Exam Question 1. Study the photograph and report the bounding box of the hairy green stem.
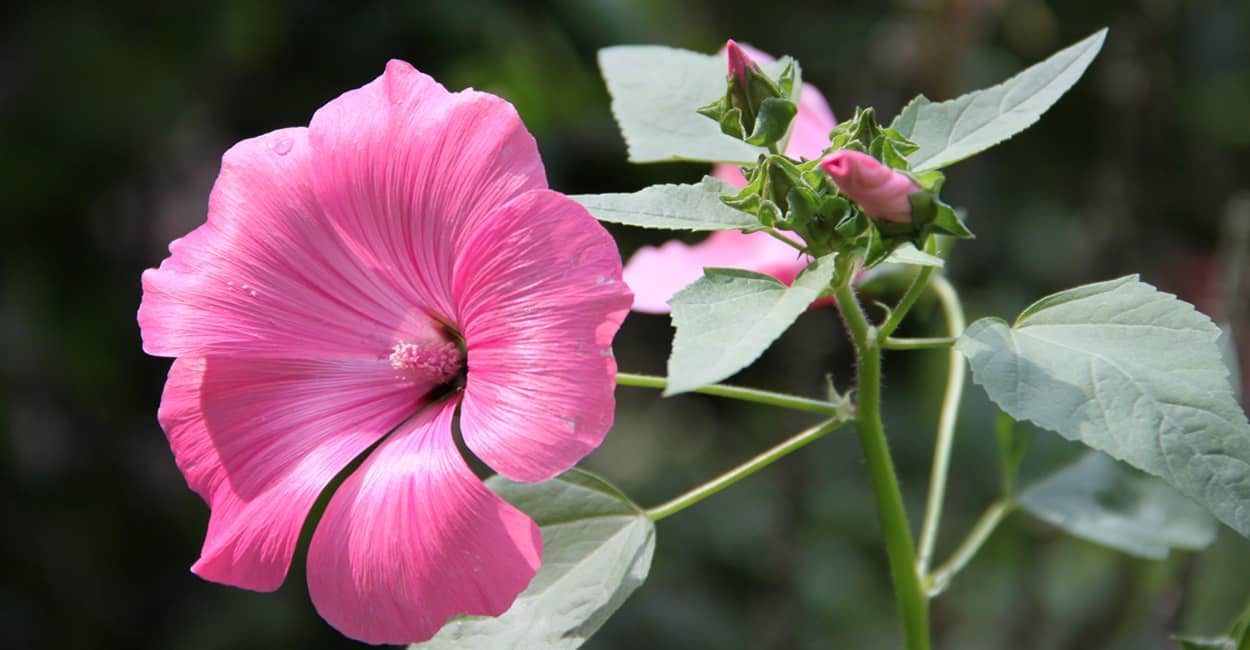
[877,238,940,340]
[914,274,968,577]
[645,418,845,521]
[764,227,806,252]
[834,282,931,650]
[882,336,957,350]
[925,499,1014,597]
[616,372,841,415]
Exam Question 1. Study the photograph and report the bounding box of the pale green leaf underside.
[572,176,757,231]
[1020,451,1217,559]
[882,242,944,268]
[598,45,797,164]
[412,470,654,650]
[957,275,1250,539]
[1172,636,1238,650]
[1220,323,1242,399]
[665,255,836,396]
[891,28,1107,171]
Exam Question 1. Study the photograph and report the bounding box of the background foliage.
[3,1,1248,648]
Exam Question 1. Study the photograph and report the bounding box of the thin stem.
[882,336,957,351]
[645,418,845,521]
[915,274,968,577]
[877,238,940,340]
[616,372,841,415]
[764,227,807,252]
[834,283,931,650]
[925,499,1014,597]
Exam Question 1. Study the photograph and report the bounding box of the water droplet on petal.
[270,137,293,155]
[593,275,615,286]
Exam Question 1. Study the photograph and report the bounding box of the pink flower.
[623,42,837,314]
[820,150,920,223]
[138,60,632,644]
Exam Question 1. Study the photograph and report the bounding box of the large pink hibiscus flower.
[623,42,836,314]
[138,60,632,644]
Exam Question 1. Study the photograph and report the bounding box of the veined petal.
[307,59,547,319]
[623,230,808,314]
[139,127,432,360]
[454,190,631,482]
[306,399,541,645]
[159,356,422,591]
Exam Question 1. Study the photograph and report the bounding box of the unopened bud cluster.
[699,44,973,266]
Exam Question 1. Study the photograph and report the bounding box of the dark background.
[3,1,1249,648]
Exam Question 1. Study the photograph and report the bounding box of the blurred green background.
[3,0,1249,648]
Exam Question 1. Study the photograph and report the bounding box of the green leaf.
[412,470,655,650]
[1220,324,1242,399]
[995,412,1031,496]
[957,276,1250,540]
[1020,451,1217,559]
[882,242,944,268]
[1172,636,1237,650]
[665,255,837,395]
[891,29,1107,171]
[572,176,757,231]
[598,45,798,164]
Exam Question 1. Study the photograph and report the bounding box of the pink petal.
[306,59,547,320]
[623,230,808,314]
[790,84,838,160]
[454,190,631,482]
[725,39,756,85]
[159,356,423,591]
[140,127,430,360]
[306,399,542,645]
[821,150,919,223]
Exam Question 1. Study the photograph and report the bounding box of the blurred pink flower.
[820,150,919,223]
[138,60,631,644]
[623,42,836,314]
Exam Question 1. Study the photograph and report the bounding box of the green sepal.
[697,56,797,148]
[744,97,798,147]
[907,189,974,240]
[909,169,946,191]
[776,60,798,102]
[757,199,783,228]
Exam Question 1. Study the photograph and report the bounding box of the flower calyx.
[818,108,974,266]
[698,40,799,149]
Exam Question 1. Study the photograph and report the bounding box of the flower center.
[389,339,464,385]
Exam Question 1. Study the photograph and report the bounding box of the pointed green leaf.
[891,29,1107,171]
[1020,452,1217,559]
[572,176,757,231]
[1172,636,1237,650]
[883,242,945,268]
[666,255,836,395]
[412,470,655,650]
[957,276,1250,540]
[598,45,799,164]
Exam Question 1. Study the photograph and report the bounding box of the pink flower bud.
[820,150,920,223]
[725,39,756,86]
